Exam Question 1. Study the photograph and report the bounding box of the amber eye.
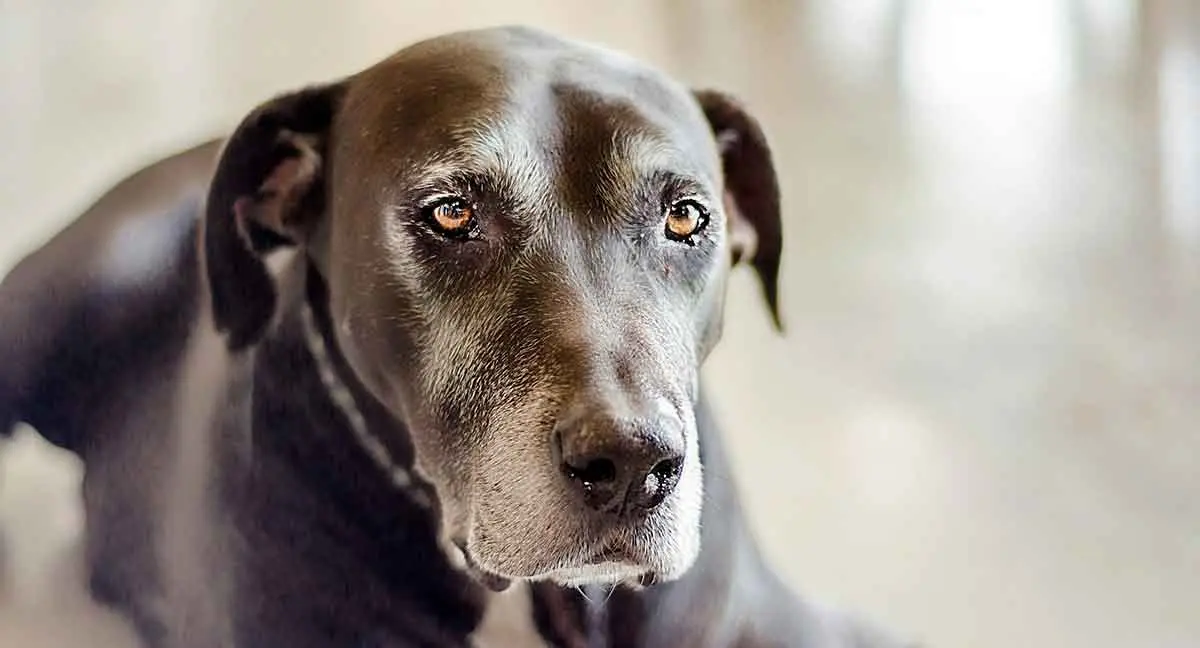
[424,198,476,237]
[664,199,709,243]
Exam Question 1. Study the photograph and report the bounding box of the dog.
[0,26,908,647]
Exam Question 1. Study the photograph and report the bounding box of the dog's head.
[203,26,781,588]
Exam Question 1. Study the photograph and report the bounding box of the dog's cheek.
[326,243,480,531]
[332,290,432,426]
[694,266,730,363]
[655,241,727,369]
[469,463,576,575]
[468,399,586,576]
[406,301,517,523]
[326,210,431,407]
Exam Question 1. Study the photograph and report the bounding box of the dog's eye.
[664,199,709,243]
[424,198,476,237]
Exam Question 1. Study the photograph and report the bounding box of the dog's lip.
[585,545,624,565]
[454,541,513,592]
[538,561,652,588]
[578,542,662,587]
[455,538,649,589]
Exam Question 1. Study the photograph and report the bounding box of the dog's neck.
[223,259,483,647]
[232,257,770,647]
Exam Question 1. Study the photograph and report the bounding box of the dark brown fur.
[0,26,905,648]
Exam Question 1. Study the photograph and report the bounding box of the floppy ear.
[203,81,346,350]
[693,89,783,331]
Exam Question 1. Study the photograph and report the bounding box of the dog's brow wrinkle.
[405,113,553,199]
[611,131,702,189]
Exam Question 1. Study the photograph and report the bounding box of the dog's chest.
[471,584,547,648]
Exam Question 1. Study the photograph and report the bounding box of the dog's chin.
[539,563,650,588]
[541,553,697,590]
[461,554,661,592]
[457,537,699,593]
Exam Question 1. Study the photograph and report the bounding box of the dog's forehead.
[339,27,719,186]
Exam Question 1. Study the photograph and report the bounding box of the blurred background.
[0,0,1197,646]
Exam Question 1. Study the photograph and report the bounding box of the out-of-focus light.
[1158,40,1200,245]
[1079,0,1138,73]
[843,399,952,512]
[810,0,897,86]
[900,0,1073,107]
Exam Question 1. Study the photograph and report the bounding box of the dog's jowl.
[0,26,907,648]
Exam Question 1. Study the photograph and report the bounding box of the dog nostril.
[562,457,617,486]
[652,457,682,483]
[630,456,683,510]
[562,456,620,510]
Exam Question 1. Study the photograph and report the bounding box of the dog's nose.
[555,407,685,516]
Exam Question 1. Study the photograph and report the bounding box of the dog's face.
[203,27,781,588]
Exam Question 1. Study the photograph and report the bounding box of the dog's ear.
[203,81,346,350]
[693,89,783,331]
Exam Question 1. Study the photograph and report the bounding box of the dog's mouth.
[453,539,654,592]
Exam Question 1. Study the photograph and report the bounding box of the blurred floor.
[1,0,1198,646]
